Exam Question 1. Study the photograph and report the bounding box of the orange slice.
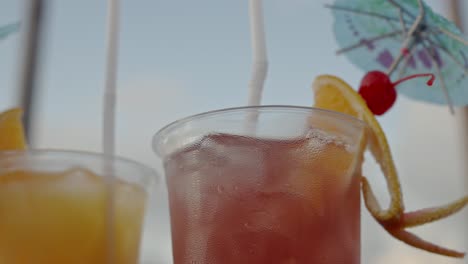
[0,108,27,150]
[312,74,467,258]
[313,75,403,220]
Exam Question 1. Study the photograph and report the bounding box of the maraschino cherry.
[358,71,435,116]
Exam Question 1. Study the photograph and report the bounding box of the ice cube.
[286,128,357,205]
[50,167,103,194]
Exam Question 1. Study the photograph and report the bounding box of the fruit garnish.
[0,108,27,150]
[358,71,435,116]
[312,74,467,258]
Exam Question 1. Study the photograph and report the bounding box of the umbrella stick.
[387,0,425,76]
[387,0,416,20]
[397,44,416,79]
[336,30,403,55]
[324,4,405,23]
[17,0,47,144]
[420,42,454,114]
[436,27,468,46]
[388,0,408,34]
[423,37,468,75]
[386,49,405,76]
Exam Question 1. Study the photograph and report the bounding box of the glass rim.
[0,148,158,185]
[153,104,368,140]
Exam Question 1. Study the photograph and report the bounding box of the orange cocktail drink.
[0,110,155,264]
[0,150,153,264]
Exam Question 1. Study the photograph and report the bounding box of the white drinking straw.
[246,0,268,129]
[103,0,119,262]
[103,0,119,156]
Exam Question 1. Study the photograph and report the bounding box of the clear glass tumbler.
[153,105,367,264]
[0,149,157,264]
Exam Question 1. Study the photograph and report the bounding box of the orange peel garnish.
[312,74,467,258]
[386,227,465,258]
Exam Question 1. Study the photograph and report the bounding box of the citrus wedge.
[312,74,467,258]
[0,108,27,150]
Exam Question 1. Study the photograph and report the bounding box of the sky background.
[0,0,467,263]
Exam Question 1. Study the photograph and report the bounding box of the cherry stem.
[393,73,436,87]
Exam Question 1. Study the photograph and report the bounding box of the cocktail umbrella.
[326,0,468,258]
[327,0,468,114]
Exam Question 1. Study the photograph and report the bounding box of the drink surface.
[0,168,147,264]
[165,131,361,264]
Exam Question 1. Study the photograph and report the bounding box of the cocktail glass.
[153,105,368,263]
[0,149,156,264]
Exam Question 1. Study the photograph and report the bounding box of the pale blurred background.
[0,0,466,263]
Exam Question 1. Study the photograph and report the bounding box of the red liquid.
[165,132,361,263]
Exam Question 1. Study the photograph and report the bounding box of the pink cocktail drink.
[154,106,367,264]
